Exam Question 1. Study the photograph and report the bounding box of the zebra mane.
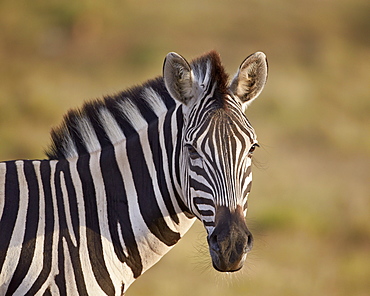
[46,51,229,160]
[191,51,229,107]
[46,77,175,160]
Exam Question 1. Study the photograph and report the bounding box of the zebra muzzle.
[207,205,253,272]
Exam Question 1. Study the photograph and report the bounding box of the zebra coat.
[0,50,268,295]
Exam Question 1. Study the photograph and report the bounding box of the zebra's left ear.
[163,52,194,106]
[230,52,268,110]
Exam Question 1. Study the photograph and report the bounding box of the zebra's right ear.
[230,52,268,110]
[163,52,194,106]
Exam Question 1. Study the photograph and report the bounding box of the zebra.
[0,50,268,295]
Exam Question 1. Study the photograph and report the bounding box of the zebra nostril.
[209,233,220,252]
[245,233,254,252]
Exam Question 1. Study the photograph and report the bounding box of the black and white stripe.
[0,51,268,295]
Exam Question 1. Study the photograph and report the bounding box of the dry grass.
[0,0,369,295]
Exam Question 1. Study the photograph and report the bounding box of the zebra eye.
[248,143,260,155]
[185,144,201,160]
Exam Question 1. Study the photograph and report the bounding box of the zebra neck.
[72,104,195,287]
[13,150,195,293]
[82,138,196,290]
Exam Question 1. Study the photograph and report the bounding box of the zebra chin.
[206,205,253,272]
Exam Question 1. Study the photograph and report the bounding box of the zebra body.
[0,51,268,295]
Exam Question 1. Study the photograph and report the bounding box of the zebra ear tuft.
[163,52,194,105]
[230,52,268,109]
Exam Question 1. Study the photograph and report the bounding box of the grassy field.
[1,0,369,295]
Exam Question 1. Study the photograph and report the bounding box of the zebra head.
[163,51,268,272]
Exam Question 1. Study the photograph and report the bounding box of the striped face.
[182,95,257,272]
[164,51,267,272]
[184,96,258,232]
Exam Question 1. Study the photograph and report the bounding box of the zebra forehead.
[196,109,255,142]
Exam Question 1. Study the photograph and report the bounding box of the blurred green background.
[1,0,369,295]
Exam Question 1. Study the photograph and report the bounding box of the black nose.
[207,209,253,272]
